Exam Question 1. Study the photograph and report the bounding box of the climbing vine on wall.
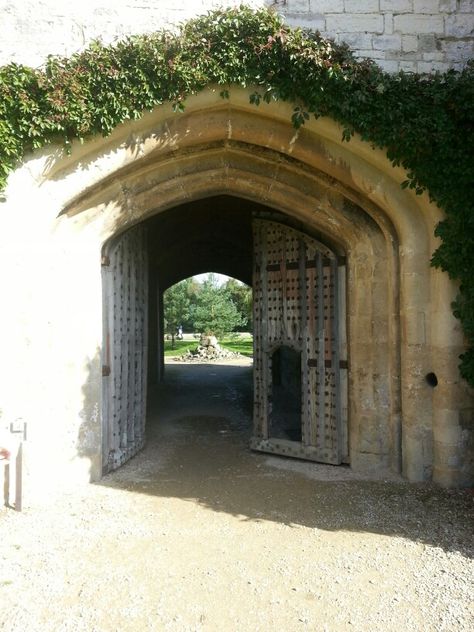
[0,5,473,383]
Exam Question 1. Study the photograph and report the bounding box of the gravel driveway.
[1,360,473,631]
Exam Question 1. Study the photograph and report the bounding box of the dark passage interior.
[143,197,265,459]
[146,195,330,385]
[147,196,255,386]
[270,346,302,442]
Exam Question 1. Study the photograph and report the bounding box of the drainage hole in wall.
[425,372,438,387]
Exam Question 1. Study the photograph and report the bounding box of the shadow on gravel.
[99,362,474,559]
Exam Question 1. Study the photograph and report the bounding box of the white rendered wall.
[0,0,472,73]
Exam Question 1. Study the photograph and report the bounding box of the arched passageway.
[2,88,470,493]
[146,196,255,387]
[102,195,350,474]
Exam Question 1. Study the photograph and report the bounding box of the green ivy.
[0,5,473,383]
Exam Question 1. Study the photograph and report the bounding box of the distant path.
[1,360,473,632]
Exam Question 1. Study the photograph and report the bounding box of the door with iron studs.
[102,225,149,473]
[251,219,348,464]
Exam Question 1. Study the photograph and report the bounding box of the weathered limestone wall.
[284,0,474,72]
[0,0,472,72]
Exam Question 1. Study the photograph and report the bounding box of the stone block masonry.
[0,1,472,73]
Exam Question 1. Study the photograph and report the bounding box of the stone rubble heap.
[179,334,242,362]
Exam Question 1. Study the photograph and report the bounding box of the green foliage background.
[163,277,193,346]
[164,275,251,340]
[0,5,473,382]
[189,274,245,338]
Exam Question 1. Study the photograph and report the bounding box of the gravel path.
[1,360,473,631]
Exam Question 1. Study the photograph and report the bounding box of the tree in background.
[163,274,252,343]
[191,273,244,338]
[223,278,252,332]
[177,276,200,332]
[163,278,193,348]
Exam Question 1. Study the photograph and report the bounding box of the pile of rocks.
[180,334,242,362]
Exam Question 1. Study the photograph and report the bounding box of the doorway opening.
[156,271,255,457]
[162,273,253,363]
[270,346,302,442]
[102,196,348,475]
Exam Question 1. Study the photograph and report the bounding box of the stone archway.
[99,178,397,479]
[0,87,471,494]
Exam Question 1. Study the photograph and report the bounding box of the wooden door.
[102,225,148,473]
[251,219,348,464]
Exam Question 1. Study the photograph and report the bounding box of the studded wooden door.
[102,225,148,473]
[251,219,348,465]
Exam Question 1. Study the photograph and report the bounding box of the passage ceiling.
[147,195,262,288]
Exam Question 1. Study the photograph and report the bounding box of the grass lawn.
[220,338,253,357]
[163,340,198,356]
[164,336,253,357]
